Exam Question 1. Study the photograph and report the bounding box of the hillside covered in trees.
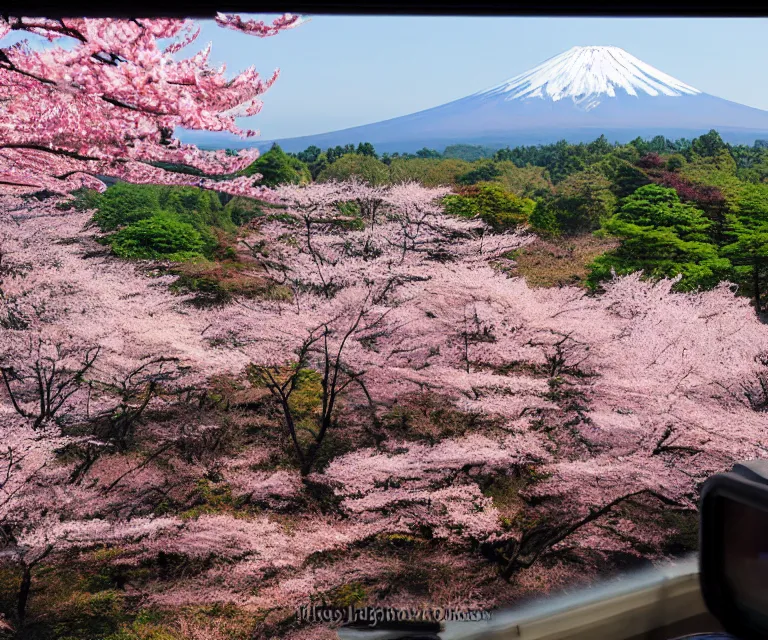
[3,128,768,639]
[3,12,768,640]
[242,131,768,312]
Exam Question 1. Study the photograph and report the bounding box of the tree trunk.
[300,438,322,477]
[17,564,31,625]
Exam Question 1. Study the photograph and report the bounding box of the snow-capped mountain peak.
[477,45,701,110]
[200,43,768,153]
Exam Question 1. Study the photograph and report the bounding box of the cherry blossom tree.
[0,413,180,625]
[340,176,388,222]
[258,181,527,300]
[249,290,389,476]
[0,429,68,623]
[0,14,301,197]
[86,355,188,452]
[306,261,768,579]
[0,203,198,625]
[382,181,452,259]
[4,165,768,630]
[0,335,99,429]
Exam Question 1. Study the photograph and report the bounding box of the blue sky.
[195,16,768,140]
[4,16,767,140]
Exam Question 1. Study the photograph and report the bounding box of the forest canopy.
[226,130,768,310]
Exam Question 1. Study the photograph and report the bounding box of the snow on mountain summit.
[478,46,701,110]
[194,44,768,153]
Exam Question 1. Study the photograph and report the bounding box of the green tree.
[415,147,442,159]
[241,144,311,187]
[722,223,768,313]
[611,144,641,165]
[317,154,390,186]
[158,186,232,249]
[492,140,591,182]
[326,144,356,164]
[528,200,559,236]
[528,166,618,235]
[56,187,103,212]
[629,136,650,156]
[443,183,535,230]
[443,144,496,161]
[543,140,588,183]
[594,155,650,198]
[737,158,768,184]
[721,184,768,312]
[90,182,163,231]
[586,134,613,156]
[666,154,687,172]
[673,138,694,157]
[296,145,322,164]
[110,214,207,261]
[307,152,329,180]
[388,158,472,186]
[160,186,227,234]
[551,168,617,233]
[648,135,673,153]
[735,183,768,219]
[223,196,264,227]
[691,129,728,158]
[356,142,378,158]
[457,160,502,185]
[588,184,731,291]
[680,150,742,202]
[494,162,552,198]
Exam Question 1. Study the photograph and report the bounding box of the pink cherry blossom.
[4,173,768,627]
[0,15,298,197]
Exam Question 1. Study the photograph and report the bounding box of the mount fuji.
[186,46,768,152]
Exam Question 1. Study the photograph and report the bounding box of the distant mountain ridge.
[179,46,768,153]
